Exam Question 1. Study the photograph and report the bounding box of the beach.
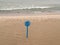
[0,14,60,45]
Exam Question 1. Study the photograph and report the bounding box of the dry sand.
[0,15,60,45]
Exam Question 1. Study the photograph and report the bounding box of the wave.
[0,6,60,13]
[0,6,51,10]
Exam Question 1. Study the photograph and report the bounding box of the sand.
[0,15,60,45]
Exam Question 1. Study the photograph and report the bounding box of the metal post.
[26,27,28,38]
[25,20,31,39]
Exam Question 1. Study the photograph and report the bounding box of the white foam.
[0,6,52,10]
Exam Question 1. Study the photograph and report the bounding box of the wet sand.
[0,15,60,45]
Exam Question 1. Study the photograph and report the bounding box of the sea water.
[0,0,60,14]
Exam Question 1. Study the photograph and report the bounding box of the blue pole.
[25,21,31,39]
[26,27,28,38]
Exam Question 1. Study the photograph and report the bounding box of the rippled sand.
[0,15,60,45]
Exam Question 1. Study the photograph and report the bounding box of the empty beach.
[0,14,60,45]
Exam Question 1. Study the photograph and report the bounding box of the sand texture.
[0,15,60,45]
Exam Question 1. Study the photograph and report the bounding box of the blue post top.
[25,20,31,27]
